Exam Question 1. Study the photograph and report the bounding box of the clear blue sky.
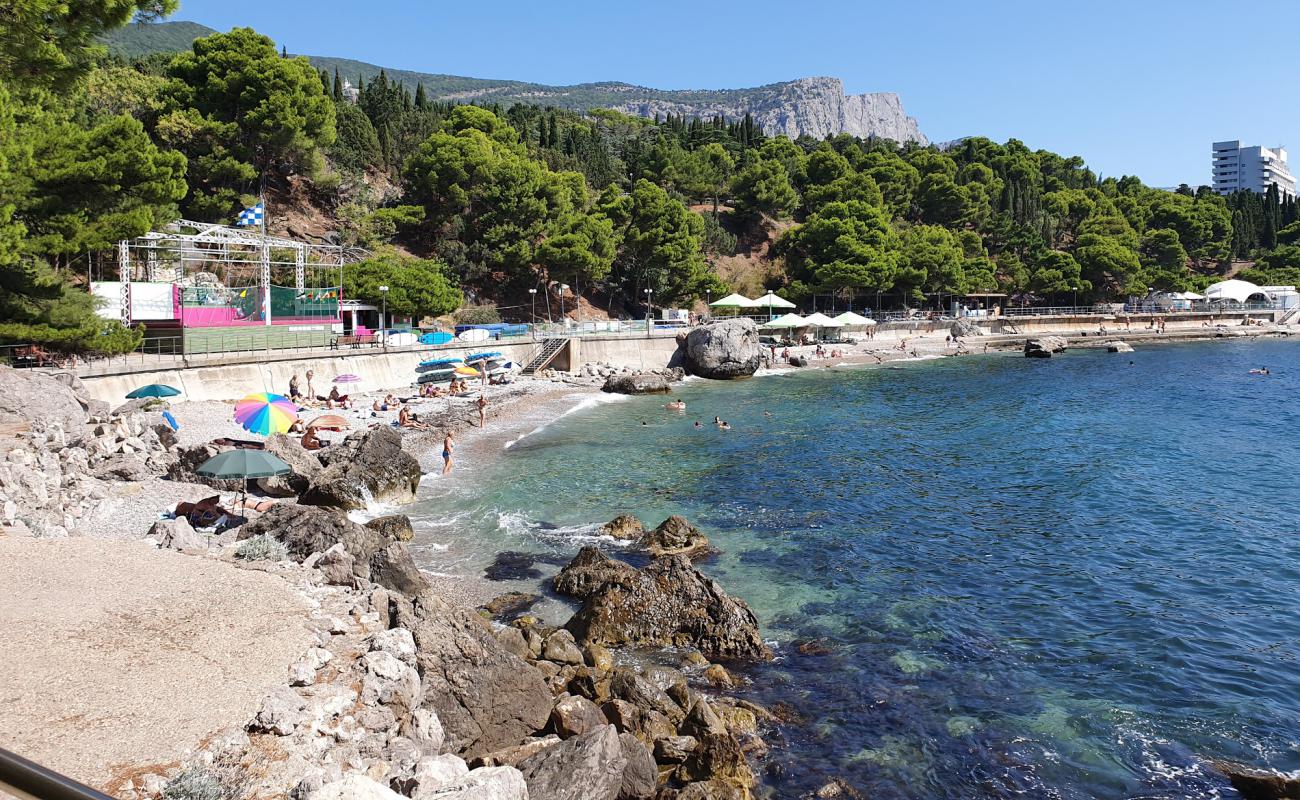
[170,0,1298,188]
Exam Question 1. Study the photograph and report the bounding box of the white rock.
[407,707,445,755]
[306,773,405,800]
[409,753,469,793]
[368,627,417,664]
[414,766,529,800]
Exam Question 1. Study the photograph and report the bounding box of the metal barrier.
[0,747,117,800]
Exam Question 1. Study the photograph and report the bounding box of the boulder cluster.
[1024,336,1068,358]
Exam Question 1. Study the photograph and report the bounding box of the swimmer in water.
[719,421,731,430]
[666,400,686,411]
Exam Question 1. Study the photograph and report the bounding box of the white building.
[1212,140,1296,198]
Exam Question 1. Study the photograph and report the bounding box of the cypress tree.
[547,115,559,150]
[414,83,427,109]
[281,44,288,58]
[333,68,343,101]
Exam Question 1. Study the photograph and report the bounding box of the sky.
[170,0,1299,188]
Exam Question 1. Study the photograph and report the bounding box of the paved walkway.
[0,538,311,793]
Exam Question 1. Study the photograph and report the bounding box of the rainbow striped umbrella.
[234,392,298,436]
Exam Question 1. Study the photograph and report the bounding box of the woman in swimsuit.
[441,432,455,474]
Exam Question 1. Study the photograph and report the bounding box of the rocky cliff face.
[612,77,927,144]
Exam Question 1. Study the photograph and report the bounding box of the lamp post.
[379,285,388,351]
[528,288,537,339]
[644,288,653,338]
[705,288,711,322]
[559,284,568,329]
[1071,285,1078,312]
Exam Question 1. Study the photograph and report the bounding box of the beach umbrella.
[802,313,844,328]
[708,293,756,308]
[126,383,181,399]
[307,414,348,431]
[234,392,298,436]
[333,374,361,383]
[753,291,796,319]
[760,313,808,330]
[196,449,292,480]
[833,311,877,328]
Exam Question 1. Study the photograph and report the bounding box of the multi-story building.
[1212,140,1296,197]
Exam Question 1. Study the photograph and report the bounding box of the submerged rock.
[1024,336,1067,358]
[300,426,420,510]
[565,553,772,661]
[683,319,762,379]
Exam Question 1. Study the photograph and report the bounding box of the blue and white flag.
[236,203,264,226]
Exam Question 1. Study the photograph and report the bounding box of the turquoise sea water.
[409,339,1300,798]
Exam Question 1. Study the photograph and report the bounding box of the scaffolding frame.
[114,219,367,327]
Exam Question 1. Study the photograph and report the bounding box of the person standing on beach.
[476,394,488,427]
[289,373,301,401]
[441,432,455,474]
[305,370,316,401]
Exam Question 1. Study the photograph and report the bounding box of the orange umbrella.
[306,414,349,431]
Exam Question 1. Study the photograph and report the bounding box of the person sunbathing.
[398,406,430,430]
[301,428,324,450]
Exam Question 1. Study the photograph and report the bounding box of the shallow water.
[409,339,1300,798]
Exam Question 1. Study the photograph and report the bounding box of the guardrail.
[0,746,117,800]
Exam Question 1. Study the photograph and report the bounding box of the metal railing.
[0,746,117,800]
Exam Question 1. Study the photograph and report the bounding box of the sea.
[404,338,1300,799]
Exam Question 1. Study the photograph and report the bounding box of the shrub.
[162,766,245,800]
[455,305,501,325]
[235,534,288,562]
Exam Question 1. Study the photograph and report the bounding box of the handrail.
[0,747,118,800]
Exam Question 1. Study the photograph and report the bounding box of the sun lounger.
[211,437,265,450]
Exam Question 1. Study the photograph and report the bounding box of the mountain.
[104,21,927,143]
[101,20,216,58]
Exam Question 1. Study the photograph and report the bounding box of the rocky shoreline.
[5,319,1300,800]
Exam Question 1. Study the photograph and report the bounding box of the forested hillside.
[3,7,1299,354]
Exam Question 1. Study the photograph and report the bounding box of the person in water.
[666,400,686,411]
[694,421,702,428]
[441,432,455,474]
[1250,367,1270,375]
[719,421,731,430]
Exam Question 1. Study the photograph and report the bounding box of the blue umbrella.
[126,383,181,399]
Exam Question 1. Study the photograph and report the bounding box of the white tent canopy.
[1203,279,1267,304]
[833,311,877,327]
[708,293,756,308]
[751,291,796,310]
[802,312,843,328]
[760,313,807,329]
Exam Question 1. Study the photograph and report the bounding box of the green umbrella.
[126,383,181,399]
[196,450,291,479]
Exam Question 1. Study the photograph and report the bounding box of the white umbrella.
[760,313,808,329]
[833,311,876,328]
[752,291,796,310]
[802,312,844,328]
[708,293,756,308]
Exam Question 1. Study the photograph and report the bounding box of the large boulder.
[602,374,671,395]
[516,725,627,800]
[394,589,553,759]
[1024,336,1067,358]
[166,443,240,490]
[553,547,639,600]
[366,514,416,542]
[300,426,420,510]
[600,515,644,540]
[257,433,322,496]
[949,319,985,338]
[682,319,762,379]
[1106,340,1134,353]
[0,367,86,445]
[565,554,772,662]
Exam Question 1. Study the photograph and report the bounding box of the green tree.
[600,180,712,304]
[164,27,336,218]
[342,252,462,318]
[778,200,900,299]
[0,0,177,91]
[900,225,965,297]
[731,158,797,219]
[536,212,616,288]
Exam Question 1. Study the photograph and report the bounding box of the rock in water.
[517,725,627,800]
[1024,336,1068,358]
[553,547,639,600]
[565,554,773,661]
[1211,760,1300,800]
[600,514,645,540]
[1106,340,1134,353]
[643,515,711,558]
[300,426,420,510]
[682,319,762,379]
[365,514,416,542]
[394,589,553,759]
[602,374,671,395]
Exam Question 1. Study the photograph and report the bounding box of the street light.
[705,288,711,322]
[528,288,537,339]
[644,288,653,338]
[379,285,389,351]
[1071,285,1078,311]
[559,284,568,328]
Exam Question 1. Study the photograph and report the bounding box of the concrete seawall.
[79,334,686,403]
